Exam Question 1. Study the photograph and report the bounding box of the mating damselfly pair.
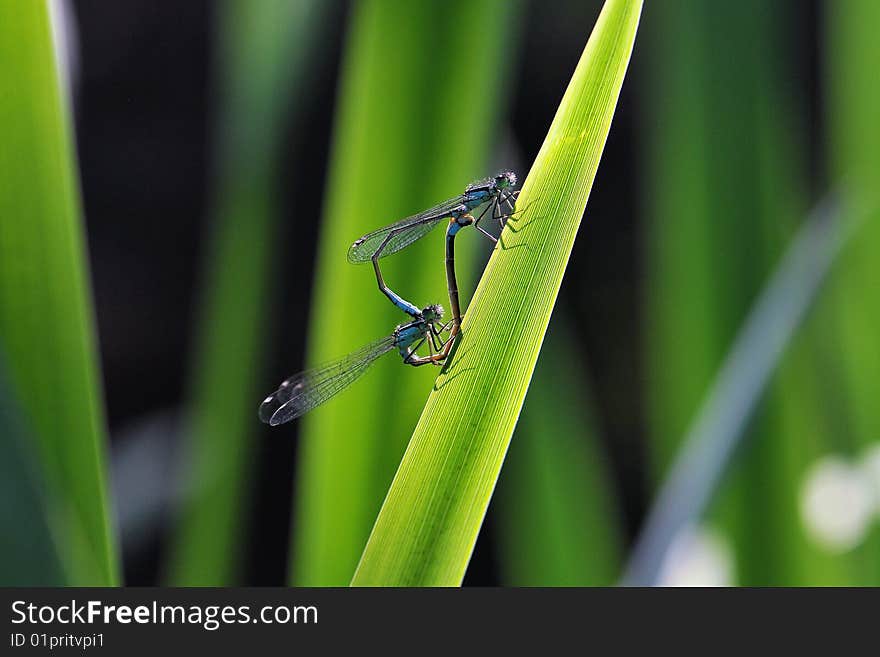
[259,171,519,426]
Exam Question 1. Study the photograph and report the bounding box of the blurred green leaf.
[0,354,67,585]
[823,0,880,583]
[625,195,859,585]
[352,0,642,586]
[0,0,117,585]
[290,0,521,586]
[496,319,621,586]
[166,0,326,585]
[642,0,854,585]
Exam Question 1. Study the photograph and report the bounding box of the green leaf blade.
[352,0,643,587]
[0,0,118,585]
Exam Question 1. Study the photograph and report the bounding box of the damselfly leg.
[473,188,521,238]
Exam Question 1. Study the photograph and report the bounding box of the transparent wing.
[464,175,495,193]
[259,335,396,426]
[347,196,467,263]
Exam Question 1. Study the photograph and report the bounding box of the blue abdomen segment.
[386,289,421,317]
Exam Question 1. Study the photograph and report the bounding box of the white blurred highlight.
[859,444,880,515]
[657,525,734,587]
[800,456,874,552]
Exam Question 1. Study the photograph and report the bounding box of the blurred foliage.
[643,0,827,586]
[823,0,880,583]
[643,0,878,585]
[0,0,117,585]
[625,194,857,585]
[290,0,521,586]
[352,0,642,586]
[0,354,68,585]
[496,320,621,586]
[166,0,326,586]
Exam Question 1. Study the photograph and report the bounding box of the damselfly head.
[422,304,444,321]
[495,170,517,189]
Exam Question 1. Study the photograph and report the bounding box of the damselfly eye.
[496,170,516,187]
[423,303,444,320]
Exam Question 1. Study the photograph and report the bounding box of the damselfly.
[259,304,450,426]
[347,171,519,318]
